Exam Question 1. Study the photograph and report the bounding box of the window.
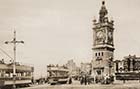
[102,52,104,56]
[96,70,101,75]
[95,53,97,56]
[98,52,100,56]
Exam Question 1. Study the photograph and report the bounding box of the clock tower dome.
[91,1,115,80]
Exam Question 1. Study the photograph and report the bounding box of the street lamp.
[5,31,24,89]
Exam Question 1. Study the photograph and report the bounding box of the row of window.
[95,52,104,56]
[0,72,32,78]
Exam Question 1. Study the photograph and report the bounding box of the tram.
[0,60,34,88]
[47,65,69,85]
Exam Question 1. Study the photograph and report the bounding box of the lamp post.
[5,31,24,89]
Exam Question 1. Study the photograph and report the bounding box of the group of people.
[67,74,114,85]
[95,74,114,84]
[80,75,91,85]
[68,75,91,85]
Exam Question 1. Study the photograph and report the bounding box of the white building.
[65,60,80,76]
[81,62,91,75]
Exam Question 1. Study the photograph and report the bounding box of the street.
[20,80,140,89]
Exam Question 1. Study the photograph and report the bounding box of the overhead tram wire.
[0,46,13,60]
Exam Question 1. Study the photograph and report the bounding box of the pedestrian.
[84,75,87,85]
[80,76,84,85]
[87,76,90,85]
[95,76,98,83]
[68,77,72,84]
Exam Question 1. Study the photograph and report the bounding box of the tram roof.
[47,67,69,72]
[0,63,34,72]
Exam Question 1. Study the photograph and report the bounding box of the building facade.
[114,60,124,73]
[80,62,92,75]
[91,1,115,78]
[114,55,140,73]
[114,55,140,81]
[65,60,80,76]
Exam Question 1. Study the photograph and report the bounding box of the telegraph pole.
[5,31,24,89]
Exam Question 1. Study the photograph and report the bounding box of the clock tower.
[91,1,115,80]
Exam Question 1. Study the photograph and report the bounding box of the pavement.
[20,80,140,89]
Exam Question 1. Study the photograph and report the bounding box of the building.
[65,60,80,76]
[114,55,140,73]
[114,55,140,81]
[114,60,124,73]
[80,62,91,75]
[91,1,115,79]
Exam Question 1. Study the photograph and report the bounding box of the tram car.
[0,60,34,88]
[47,65,69,85]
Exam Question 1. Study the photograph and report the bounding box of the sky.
[0,0,140,78]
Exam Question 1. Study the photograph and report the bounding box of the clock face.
[96,30,105,43]
[108,31,113,43]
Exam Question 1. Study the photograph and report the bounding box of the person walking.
[68,77,72,84]
[87,76,90,85]
[84,75,87,85]
[80,76,84,85]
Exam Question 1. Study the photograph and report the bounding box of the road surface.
[20,80,140,89]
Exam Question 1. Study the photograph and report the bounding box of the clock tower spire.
[99,1,108,23]
[91,1,115,81]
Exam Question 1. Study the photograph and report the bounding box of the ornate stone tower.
[91,1,115,78]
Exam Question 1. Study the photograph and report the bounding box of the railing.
[0,76,32,80]
[115,72,140,80]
